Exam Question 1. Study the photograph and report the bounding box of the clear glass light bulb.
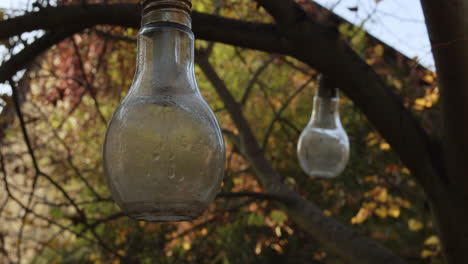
[297,76,349,178]
[103,6,225,222]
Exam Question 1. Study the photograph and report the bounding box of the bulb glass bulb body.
[297,93,349,178]
[103,22,225,222]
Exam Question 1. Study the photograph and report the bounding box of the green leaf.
[247,213,264,226]
[270,210,287,225]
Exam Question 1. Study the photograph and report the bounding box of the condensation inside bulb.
[297,128,349,178]
[104,93,224,221]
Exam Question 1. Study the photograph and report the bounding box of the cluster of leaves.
[0,0,442,263]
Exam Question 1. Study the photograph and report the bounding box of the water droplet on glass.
[152,151,160,161]
[168,172,176,180]
[180,135,189,149]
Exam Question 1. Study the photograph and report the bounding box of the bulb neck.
[309,95,341,129]
[131,22,196,96]
[317,75,338,98]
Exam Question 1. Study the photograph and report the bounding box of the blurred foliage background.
[0,0,442,263]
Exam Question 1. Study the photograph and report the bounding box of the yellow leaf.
[362,202,377,210]
[368,138,379,146]
[421,249,436,258]
[351,208,370,224]
[183,241,191,250]
[112,260,120,264]
[374,44,384,57]
[117,250,126,257]
[393,79,403,89]
[401,168,410,175]
[271,243,283,254]
[424,236,440,246]
[364,175,378,183]
[275,226,282,237]
[425,100,433,108]
[375,187,388,202]
[374,206,388,218]
[430,93,439,104]
[408,219,424,231]
[413,98,426,111]
[323,209,332,216]
[367,132,377,140]
[200,228,208,236]
[423,74,435,84]
[379,142,391,151]
[402,200,411,208]
[388,205,400,218]
[255,242,262,255]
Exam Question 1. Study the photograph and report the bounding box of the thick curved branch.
[0,27,84,83]
[0,4,140,39]
[0,4,288,55]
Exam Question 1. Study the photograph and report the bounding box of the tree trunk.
[430,188,468,264]
[420,0,468,263]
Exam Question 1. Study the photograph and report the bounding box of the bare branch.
[0,27,85,83]
[240,57,276,106]
[262,76,313,150]
[9,79,42,262]
[71,37,107,124]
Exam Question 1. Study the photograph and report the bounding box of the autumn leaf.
[374,206,388,218]
[351,208,370,224]
[424,236,440,246]
[421,249,436,258]
[379,142,391,151]
[408,219,424,231]
[374,44,384,57]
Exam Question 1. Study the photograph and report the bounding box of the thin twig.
[262,76,313,150]
[240,57,275,106]
[71,37,107,125]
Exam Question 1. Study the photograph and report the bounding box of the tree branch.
[0,27,85,83]
[0,4,288,55]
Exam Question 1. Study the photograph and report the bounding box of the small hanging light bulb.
[297,75,350,178]
[103,0,225,222]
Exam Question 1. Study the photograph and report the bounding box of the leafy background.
[0,0,441,263]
